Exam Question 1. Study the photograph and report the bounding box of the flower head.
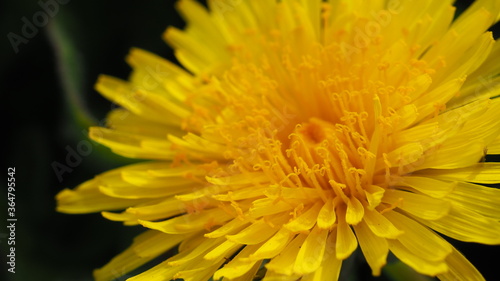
[57,0,500,280]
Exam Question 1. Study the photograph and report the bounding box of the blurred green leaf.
[47,14,95,129]
[47,12,139,168]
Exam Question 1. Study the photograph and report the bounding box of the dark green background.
[1,0,499,280]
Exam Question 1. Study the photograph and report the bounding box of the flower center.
[290,118,369,198]
[282,115,383,221]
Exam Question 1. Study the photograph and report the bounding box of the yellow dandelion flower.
[57,0,500,280]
